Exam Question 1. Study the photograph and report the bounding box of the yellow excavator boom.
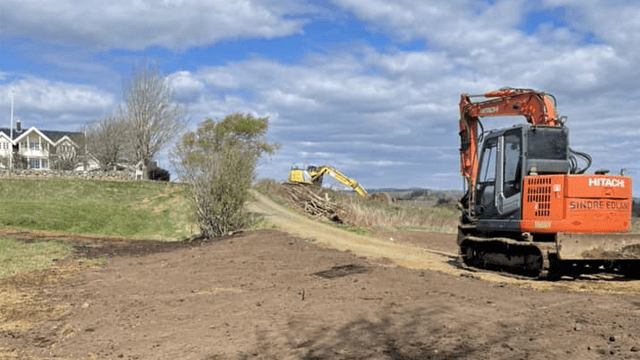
[288,165,370,199]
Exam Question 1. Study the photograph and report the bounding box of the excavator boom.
[459,88,559,190]
[321,167,370,199]
[288,165,370,199]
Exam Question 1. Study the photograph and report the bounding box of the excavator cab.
[474,124,571,230]
[475,128,520,222]
[305,166,324,186]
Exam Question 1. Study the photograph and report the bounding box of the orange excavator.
[457,87,635,278]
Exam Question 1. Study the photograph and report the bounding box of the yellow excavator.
[288,165,370,199]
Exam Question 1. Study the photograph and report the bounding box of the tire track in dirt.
[249,190,640,295]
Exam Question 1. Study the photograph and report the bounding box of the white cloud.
[367,160,408,167]
[542,1,640,44]
[333,0,527,51]
[168,71,205,103]
[363,50,454,78]
[300,151,333,159]
[0,77,115,129]
[0,0,312,50]
[200,55,436,118]
[332,0,639,95]
[265,89,319,109]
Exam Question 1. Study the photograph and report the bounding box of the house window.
[29,142,39,150]
[2,143,6,150]
[28,159,40,169]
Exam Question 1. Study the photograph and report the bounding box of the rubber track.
[459,236,558,280]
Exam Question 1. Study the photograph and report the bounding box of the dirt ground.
[3,193,640,359]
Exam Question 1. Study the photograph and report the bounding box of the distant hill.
[369,188,464,207]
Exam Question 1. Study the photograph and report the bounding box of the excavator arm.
[458,88,560,190]
[312,166,370,199]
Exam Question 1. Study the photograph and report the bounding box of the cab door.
[496,128,522,218]
[475,135,498,219]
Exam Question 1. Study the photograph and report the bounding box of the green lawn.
[0,238,71,279]
[0,179,195,240]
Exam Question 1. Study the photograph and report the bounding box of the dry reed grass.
[254,180,459,233]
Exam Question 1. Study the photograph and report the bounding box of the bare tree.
[123,61,187,179]
[48,130,86,171]
[84,107,130,170]
[50,151,79,171]
[12,152,27,170]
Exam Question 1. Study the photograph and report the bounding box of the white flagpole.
[10,89,13,172]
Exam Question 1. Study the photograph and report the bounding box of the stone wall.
[0,169,136,181]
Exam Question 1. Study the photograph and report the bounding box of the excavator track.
[459,236,558,280]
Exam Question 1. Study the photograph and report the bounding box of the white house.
[0,120,93,171]
[0,132,13,159]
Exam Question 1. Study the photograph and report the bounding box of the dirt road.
[249,190,640,295]
[2,192,640,359]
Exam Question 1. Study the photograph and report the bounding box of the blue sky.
[1,0,640,193]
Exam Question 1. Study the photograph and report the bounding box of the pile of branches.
[281,183,345,223]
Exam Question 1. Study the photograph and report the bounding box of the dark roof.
[0,127,83,141]
[41,130,84,142]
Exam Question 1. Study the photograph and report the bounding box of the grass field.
[0,238,71,278]
[0,179,195,240]
[0,178,197,279]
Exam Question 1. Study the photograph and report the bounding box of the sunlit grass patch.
[0,238,71,279]
[0,179,196,241]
